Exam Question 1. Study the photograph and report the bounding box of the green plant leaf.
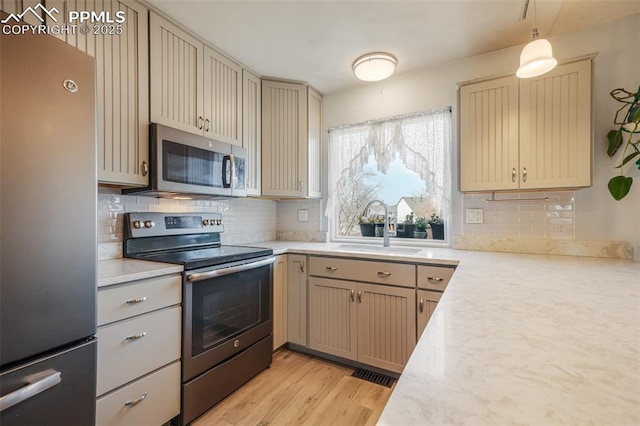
[608,175,633,201]
[632,105,640,123]
[607,129,623,156]
[618,151,640,167]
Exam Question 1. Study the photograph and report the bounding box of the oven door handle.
[187,257,275,282]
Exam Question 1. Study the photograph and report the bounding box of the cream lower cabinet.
[46,0,149,186]
[416,265,455,339]
[459,58,592,191]
[96,273,181,426]
[287,254,308,346]
[273,254,288,350]
[308,256,417,373]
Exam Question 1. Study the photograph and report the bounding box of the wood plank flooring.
[193,349,394,426]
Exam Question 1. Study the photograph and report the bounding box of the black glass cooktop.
[128,245,273,270]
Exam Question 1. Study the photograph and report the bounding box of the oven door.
[183,256,274,381]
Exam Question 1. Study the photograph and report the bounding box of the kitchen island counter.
[254,241,640,425]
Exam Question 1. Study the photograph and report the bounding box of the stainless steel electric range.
[123,212,274,425]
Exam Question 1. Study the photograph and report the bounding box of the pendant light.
[516,0,557,78]
[352,52,397,82]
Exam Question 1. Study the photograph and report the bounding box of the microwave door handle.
[222,155,231,188]
[230,155,236,188]
[187,257,275,282]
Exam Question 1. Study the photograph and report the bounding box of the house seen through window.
[327,108,452,242]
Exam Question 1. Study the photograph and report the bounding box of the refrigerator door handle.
[0,370,62,412]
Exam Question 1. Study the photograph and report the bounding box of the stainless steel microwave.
[124,124,246,198]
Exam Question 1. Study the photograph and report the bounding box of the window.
[327,108,452,242]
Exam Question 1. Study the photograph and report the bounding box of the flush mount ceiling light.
[516,0,557,78]
[352,52,397,82]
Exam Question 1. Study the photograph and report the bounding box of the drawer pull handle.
[125,331,147,341]
[377,271,391,277]
[427,277,444,283]
[357,290,362,303]
[350,289,355,302]
[325,266,338,271]
[419,298,424,313]
[125,297,147,304]
[125,392,148,407]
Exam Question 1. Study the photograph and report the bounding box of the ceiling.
[147,0,640,94]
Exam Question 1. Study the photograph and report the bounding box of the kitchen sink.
[337,244,422,255]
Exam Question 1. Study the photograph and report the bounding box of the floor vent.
[351,368,395,388]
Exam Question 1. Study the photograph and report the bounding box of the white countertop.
[253,241,640,425]
[98,258,183,287]
[99,241,640,423]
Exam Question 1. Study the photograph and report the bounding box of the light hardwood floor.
[193,349,394,426]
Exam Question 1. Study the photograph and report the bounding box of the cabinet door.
[243,70,262,196]
[47,0,149,186]
[357,283,416,373]
[273,255,288,350]
[519,59,592,189]
[149,12,204,136]
[262,80,308,197]
[287,254,307,346]
[307,87,323,198]
[308,277,358,361]
[417,290,441,339]
[203,46,242,145]
[459,76,519,191]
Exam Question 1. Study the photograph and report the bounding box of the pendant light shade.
[352,52,397,82]
[516,36,558,78]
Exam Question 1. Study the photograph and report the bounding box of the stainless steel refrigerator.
[0,29,97,424]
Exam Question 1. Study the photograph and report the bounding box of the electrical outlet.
[466,208,484,224]
[297,209,309,222]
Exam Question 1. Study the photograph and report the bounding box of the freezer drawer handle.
[125,392,148,407]
[0,370,62,412]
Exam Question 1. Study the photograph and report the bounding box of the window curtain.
[326,108,452,231]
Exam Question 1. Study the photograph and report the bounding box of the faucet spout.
[362,200,390,247]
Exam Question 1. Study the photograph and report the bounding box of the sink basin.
[337,244,422,255]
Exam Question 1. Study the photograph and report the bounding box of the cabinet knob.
[511,167,516,183]
[299,261,305,273]
[357,290,362,303]
[350,289,355,302]
[205,118,211,132]
[197,116,204,130]
[419,298,424,313]
[141,161,148,177]
[522,167,528,182]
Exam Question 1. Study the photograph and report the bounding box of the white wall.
[323,14,640,260]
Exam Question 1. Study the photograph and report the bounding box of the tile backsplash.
[98,188,276,259]
[462,191,575,240]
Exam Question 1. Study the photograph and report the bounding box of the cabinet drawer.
[98,274,181,326]
[96,361,180,426]
[417,265,455,291]
[96,307,181,396]
[309,257,415,288]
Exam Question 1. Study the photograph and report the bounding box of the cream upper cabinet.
[243,70,262,195]
[459,58,592,192]
[519,60,592,189]
[287,254,308,347]
[150,13,243,145]
[262,80,322,198]
[273,255,288,350]
[459,75,519,191]
[149,12,204,135]
[47,0,149,186]
[203,46,243,146]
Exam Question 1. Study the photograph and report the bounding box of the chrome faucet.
[363,200,390,247]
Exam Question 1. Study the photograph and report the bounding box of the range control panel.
[125,212,224,238]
